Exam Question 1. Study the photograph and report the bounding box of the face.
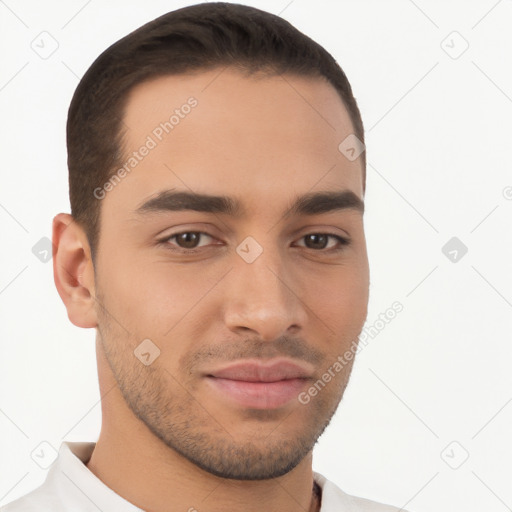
[92,68,369,479]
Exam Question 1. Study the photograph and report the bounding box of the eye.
[158,231,350,254]
[159,231,215,252]
[294,233,350,252]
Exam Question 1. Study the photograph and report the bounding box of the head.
[54,2,369,480]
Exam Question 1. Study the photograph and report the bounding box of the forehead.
[104,68,363,219]
[122,68,357,148]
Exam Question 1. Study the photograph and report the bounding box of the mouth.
[204,358,313,410]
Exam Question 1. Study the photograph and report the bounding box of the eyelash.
[157,231,351,254]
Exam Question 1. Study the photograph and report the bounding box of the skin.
[53,67,369,512]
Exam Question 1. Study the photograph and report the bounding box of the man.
[2,3,409,511]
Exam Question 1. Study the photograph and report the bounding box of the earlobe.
[52,213,98,329]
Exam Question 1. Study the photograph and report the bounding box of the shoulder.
[0,485,61,512]
[343,494,409,511]
[314,471,410,512]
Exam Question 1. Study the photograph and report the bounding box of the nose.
[223,241,308,341]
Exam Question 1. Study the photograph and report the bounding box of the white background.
[1,1,511,511]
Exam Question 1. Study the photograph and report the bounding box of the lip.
[206,359,314,382]
[205,358,314,409]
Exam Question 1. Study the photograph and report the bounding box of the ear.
[52,213,98,328]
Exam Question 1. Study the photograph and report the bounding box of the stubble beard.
[95,288,355,480]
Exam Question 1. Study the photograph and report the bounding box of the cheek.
[109,260,224,335]
[306,268,369,338]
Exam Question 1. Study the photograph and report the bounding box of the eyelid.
[157,229,351,253]
[158,231,218,251]
[293,234,349,249]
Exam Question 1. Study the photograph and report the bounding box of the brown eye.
[175,232,202,249]
[297,234,350,252]
[304,234,329,250]
[160,231,216,252]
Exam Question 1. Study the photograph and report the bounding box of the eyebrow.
[133,189,364,218]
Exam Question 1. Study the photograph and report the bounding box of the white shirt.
[1,442,408,511]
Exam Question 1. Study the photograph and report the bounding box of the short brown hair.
[67,2,365,262]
